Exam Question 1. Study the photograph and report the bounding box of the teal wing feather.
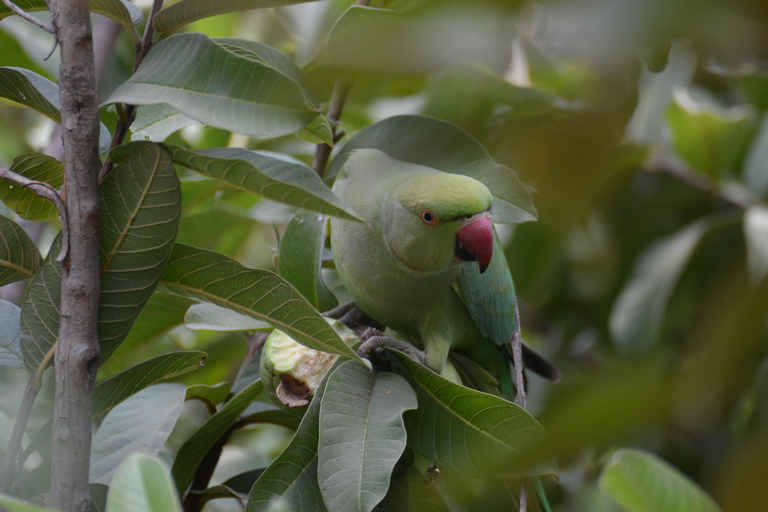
[455,232,516,346]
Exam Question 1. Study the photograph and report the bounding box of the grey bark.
[45,0,102,510]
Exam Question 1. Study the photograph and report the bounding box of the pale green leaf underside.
[329,115,537,224]
[319,361,417,512]
[131,104,199,142]
[185,302,271,331]
[153,0,321,36]
[0,67,112,153]
[599,448,722,512]
[93,351,207,416]
[0,214,41,289]
[393,352,556,479]
[0,153,63,222]
[106,454,182,512]
[0,299,24,369]
[104,33,319,138]
[159,243,363,363]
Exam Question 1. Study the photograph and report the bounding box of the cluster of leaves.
[0,0,767,511]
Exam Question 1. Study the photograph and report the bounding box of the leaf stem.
[1,377,40,494]
[1,0,53,33]
[0,167,69,261]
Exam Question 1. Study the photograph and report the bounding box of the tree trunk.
[45,0,102,510]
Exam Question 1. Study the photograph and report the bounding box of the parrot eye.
[421,209,437,226]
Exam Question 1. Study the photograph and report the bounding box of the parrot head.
[382,172,494,273]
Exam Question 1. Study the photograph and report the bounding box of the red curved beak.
[456,215,493,273]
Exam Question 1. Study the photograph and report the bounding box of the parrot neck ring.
[455,212,493,274]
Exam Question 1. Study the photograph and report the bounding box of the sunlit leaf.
[159,244,364,362]
[328,115,536,224]
[106,454,182,512]
[113,142,361,221]
[318,360,417,512]
[93,351,207,416]
[104,34,320,138]
[0,299,24,368]
[392,351,556,479]
[0,153,63,222]
[153,0,321,36]
[131,104,198,142]
[90,384,187,485]
[172,380,264,493]
[296,115,333,146]
[0,214,41,288]
[20,143,181,373]
[278,210,337,312]
[599,448,722,512]
[185,302,271,331]
[0,67,112,153]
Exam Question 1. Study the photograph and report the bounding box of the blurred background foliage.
[1,0,767,510]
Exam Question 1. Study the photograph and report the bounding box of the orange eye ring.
[421,209,438,226]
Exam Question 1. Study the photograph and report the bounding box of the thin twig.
[98,0,164,182]
[511,297,527,512]
[2,0,53,33]
[311,78,352,177]
[1,377,39,493]
[0,167,69,261]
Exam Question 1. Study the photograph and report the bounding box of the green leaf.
[223,469,267,494]
[0,1,142,34]
[667,89,756,179]
[0,494,51,512]
[246,370,328,512]
[318,361,417,512]
[20,143,182,374]
[159,244,364,363]
[296,115,334,147]
[93,351,207,416]
[609,219,711,354]
[185,302,271,331]
[599,448,722,512]
[153,0,321,35]
[111,142,361,221]
[0,154,63,222]
[190,485,244,507]
[375,468,449,512]
[90,383,187,485]
[90,483,109,512]
[278,210,337,312]
[185,382,231,405]
[131,104,198,142]
[172,379,264,493]
[328,115,536,224]
[106,454,182,512]
[180,179,231,212]
[0,299,24,368]
[392,351,556,479]
[743,113,768,199]
[0,214,41,287]
[104,34,320,138]
[0,67,112,153]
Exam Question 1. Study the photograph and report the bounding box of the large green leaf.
[0,1,142,35]
[185,302,271,331]
[318,361,417,512]
[0,67,112,153]
[0,299,24,368]
[131,104,198,142]
[20,142,181,374]
[328,115,536,224]
[0,154,63,222]
[90,383,187,485]
[392,352,556,479]
[278,210,337,312]
[93,351,207,416]
[0,214,41,287]
[106,454,182,512]
[104,34,320,138]
[159,243,363,363]
[246,369,329,512]
[172,379,264,493]
[153,0,321,35]
[111,142,360,221]
[599,448,722,512]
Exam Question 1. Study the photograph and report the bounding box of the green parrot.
[330,149,559,393]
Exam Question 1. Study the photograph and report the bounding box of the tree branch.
[45,0,102,510]
[0,168,69,261]
[511,297,527,512]
[2,0,53,33]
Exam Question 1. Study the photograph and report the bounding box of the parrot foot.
[323,301,384,333]
[357,328,427,365]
